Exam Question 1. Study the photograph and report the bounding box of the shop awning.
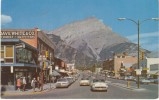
[51,70,61,76]
[58,71,69,77]
[1,39,38,51]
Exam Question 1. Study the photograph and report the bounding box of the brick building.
[1,28,56,90]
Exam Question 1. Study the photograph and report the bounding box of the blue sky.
[1,0,159,51]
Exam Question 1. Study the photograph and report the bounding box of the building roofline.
[1,38,38,51]
[39,30,56,49]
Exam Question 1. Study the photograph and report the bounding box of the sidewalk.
[1,83,56,96]
[111,83,146,91]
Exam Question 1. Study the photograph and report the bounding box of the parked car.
[110,76,116,79]
[80,78,90,86]
[56,78,70,88]
[140,79,151,84]
[64,77,75,84]
[123,76,135,81]
[90,79,108,92]
[119,76,125,80]
[147,78,156,83]
[154,78,159,84]
[136,78,151,85]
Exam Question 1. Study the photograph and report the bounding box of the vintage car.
[90,79,108,92]
[64,76,75,84]
[80,78,90,86]
[56,78,70,88]
[135,78,151,85]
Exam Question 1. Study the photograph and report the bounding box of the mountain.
[99,42,151,59]
[47,34,97,67]
[147,51,159,58]
[47,17,151,66]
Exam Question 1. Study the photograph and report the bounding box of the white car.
[56,78,70,88]
[80,78,90,86]
[140,79,151,84]
[136,78,151,85]
[64,77,75,84]
[90,79,108,92]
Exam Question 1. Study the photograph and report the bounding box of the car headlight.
[92,84,95,87]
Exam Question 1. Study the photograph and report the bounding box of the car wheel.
[91,88,94,92]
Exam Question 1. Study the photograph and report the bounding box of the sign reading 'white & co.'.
[0,31,35,39]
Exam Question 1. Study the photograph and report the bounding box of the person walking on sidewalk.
[22,77,27,91]
[37,76,40,89]
[31,78,37,92]
[16,77,21,91]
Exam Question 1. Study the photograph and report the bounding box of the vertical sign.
[11,66,13,73]
[55,66,59,70]
[49,66,52,75]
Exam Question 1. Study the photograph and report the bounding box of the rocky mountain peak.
[47,17,142,66]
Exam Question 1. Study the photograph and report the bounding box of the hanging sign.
[11,66,13,73]
[135,69,142,75]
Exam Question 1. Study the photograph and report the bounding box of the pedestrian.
[31,78,37,92]
[22,77,27,91]
[16,77,21,91]
[37,76,40,89]
[52,77,55,83]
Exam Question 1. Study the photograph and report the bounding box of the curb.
[2,87,56,96]
[111,83,140,90]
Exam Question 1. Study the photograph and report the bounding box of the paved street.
[2,74,158,99]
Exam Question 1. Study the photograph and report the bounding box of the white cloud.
[126,32,159,41]
[126,32,159,51]
[1,14,12,25]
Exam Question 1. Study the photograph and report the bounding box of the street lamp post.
[117,17,159,88]
[49,53,52,89]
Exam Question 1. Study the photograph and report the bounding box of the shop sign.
[15,43,25,48]
[0,31,35,39]
[11,66,13,73]
[38,55,46,61]
[55,66,59,70]
[48,65,52,75]
[143,68,149,70]
[135,69,142,75]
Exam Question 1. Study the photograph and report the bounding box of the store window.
[16,48,35,64]
[150,64,159,71]
[122,56,125,58]
[6,46,13,57]
[1,45,14,63]
[117,56,121,58]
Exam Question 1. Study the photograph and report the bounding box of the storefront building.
[1,39,38,89]
[103,52,137,78]
[140,58,159,78]
[1,28,56,89]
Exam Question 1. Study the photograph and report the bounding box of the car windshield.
[93,79,105,83]
[92,79,98,82]
[98,79,105,82]
[81,78,89,80]
[65,78,72,81]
